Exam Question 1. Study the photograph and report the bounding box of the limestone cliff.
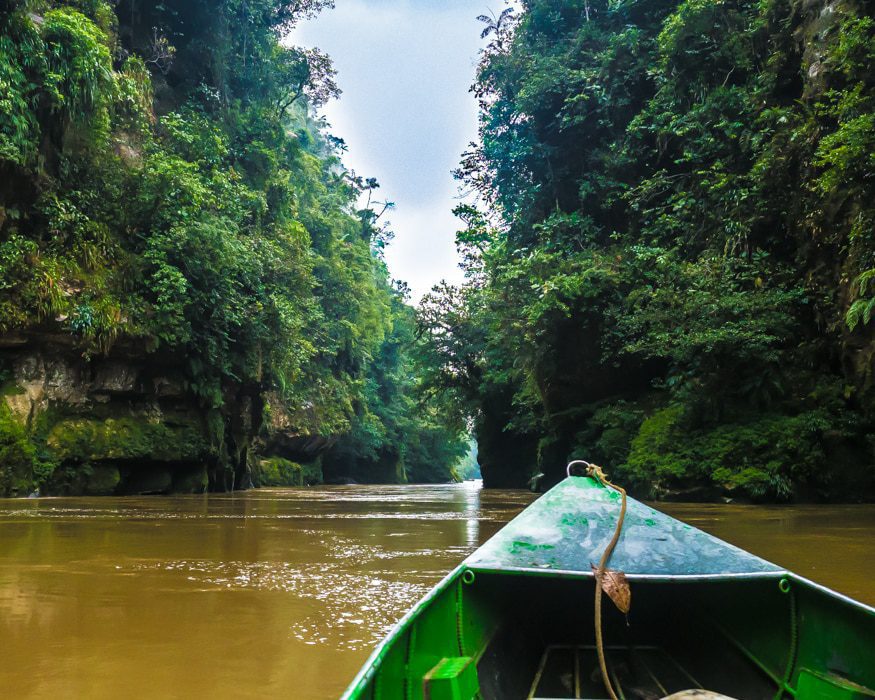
[0,331,327,496]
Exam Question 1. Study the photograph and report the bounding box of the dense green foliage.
[421,0,875,500]
[0,0,464,493]
[324,287,468,483]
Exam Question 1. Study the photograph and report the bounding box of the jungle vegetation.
[420,0,875,501]
[0,0,465,494]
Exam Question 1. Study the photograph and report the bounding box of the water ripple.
[125,558,439,651]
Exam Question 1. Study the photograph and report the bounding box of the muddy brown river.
[1,483,873,699]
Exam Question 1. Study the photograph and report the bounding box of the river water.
[0,483,873,699]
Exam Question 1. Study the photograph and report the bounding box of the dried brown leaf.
[592,565,631,614]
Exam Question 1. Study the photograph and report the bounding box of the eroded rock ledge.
[0,332,328,496]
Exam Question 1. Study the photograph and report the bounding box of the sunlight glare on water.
[0,482,533,700]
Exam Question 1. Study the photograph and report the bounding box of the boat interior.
[350,569,875,700]
[474,575,786,699]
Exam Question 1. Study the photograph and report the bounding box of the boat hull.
[341,478,875,699]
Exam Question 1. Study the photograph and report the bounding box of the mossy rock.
[83,464,120,495]
[44,462,113,496]
[46,416,208,463]
[625,405,830,501]
[254,456,323,487]
[301,457,323,486]
[172,465,208,493]
[254,456,303,486]
[0,381,26,397]
[0,402,39,497]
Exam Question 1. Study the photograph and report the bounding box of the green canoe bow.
[341,476,875,700]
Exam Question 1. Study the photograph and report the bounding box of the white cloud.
[290,0,499,300]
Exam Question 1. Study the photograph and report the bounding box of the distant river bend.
[1,483,873,699]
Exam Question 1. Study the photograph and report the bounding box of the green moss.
[254,456,322,487]
[45,461,93,495]
[301,458,323,486]
[48,460,180,496]
[0,403,38,496]
[254,457,302,486]
[625,405,688,486]
[172,465,208,493]
[83,464,120,495]
[0,382,25,397]
[46,416,208,462]
[624,405,833,501]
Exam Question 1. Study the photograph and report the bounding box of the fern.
[846,269,875,330]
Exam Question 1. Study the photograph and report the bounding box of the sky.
[290,0,502,300]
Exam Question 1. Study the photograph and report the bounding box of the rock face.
[474,388,538,489]
[255,391,336,464]
[0,333,326,496]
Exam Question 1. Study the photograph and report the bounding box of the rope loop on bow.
[567,460,627,700]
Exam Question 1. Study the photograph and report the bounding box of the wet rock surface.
[0,334,327,496]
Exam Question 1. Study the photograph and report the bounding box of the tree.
[476,7,515,50]
[420,0,875,501]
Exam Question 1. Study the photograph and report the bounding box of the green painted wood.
[423,657,478,700]
[797,669,875,699]
[465,476,785,578]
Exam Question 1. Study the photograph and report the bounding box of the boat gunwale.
[338,564,465,700]
[786,572,875,616]
[464,566,790,582]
